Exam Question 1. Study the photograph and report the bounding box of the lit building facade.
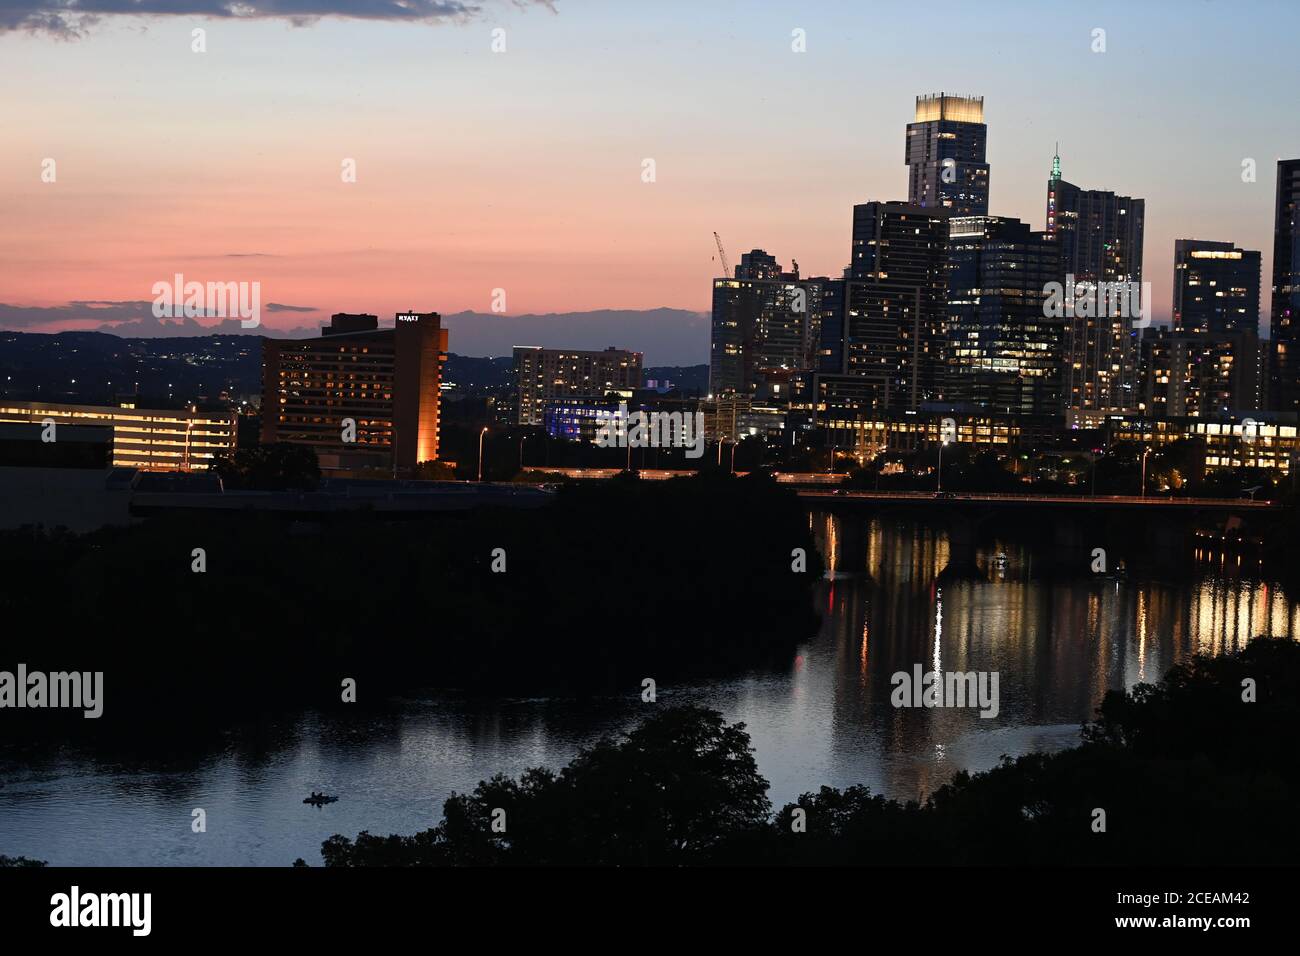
[0,400,237,472]
[1136,328,1261,419]
[905,93,989,216]
[1268,159,1300,412]
[1172,240,1261,335]
[818,408,1021,462]
[709,251,830,403]
[946,215,1064,415]
[1108,415,1298,475]
[261,311,448,472]
[812,202,950,418]
[1045,151,1146,414]
[514,346,643,426]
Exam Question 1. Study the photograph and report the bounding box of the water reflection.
[1,516,1296,865]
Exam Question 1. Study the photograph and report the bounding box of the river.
[2,516,1295,866]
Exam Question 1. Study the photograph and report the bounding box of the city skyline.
[3,2,1298,925]
[3,0,1299,347]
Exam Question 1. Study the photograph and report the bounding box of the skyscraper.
[905,93,989,216]
[1172,239,1261,335]
[1045,150,1146,416]
[814,202,950,417]
[946,216,1064,416]
[709,251,827,400]
[1136,328,1261,418]
[1268,159,1300,412]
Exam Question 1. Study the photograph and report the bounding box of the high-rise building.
[905,93,989,216]
[946,216,1065,416]
[847,201,950,408]
[0,400,237,472]
[514,346,642,426]
[813,202,950,422]
[709,251,829,402]
[1172,240,1261,335]
[1268,159,1300,412]
[261,311,448,472]
[1045,150,1145,416]
[1136,328,1261,419]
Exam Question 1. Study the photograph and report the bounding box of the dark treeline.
[313,638,1300,866]
[0,472,822,736]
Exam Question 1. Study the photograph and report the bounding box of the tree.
[319,706,773,866]
[317,638,1300,866]
[212,442,320,491]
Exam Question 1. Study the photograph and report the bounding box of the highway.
[798,489,1282,510]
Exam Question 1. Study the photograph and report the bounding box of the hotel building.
[261,311,448,472]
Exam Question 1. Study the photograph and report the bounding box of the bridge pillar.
[939,512,981,578]
[833,516,870,574]
[1045,516,1095,573]
[1143,515,1191,574]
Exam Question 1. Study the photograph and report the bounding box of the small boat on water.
[303,792,338,807]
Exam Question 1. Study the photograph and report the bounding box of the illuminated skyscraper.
[905,93,989,216]
[1045,150,1145,416]
[1172,239,1260,335]
[946,216,1064,416]
[1268,159,1300,412]
[813,202,950,420]
[709,251,829,401]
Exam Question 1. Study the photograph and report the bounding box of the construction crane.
[713,231,731,279]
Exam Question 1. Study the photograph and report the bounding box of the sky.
[1,0,1298,359]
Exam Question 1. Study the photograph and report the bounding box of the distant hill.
[2,306,709,366]
[439,309,708,367]
[0,330,710,405]
[0,331,263,407]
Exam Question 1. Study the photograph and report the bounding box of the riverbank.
[314,637,1300,866]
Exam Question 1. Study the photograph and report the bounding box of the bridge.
[798,490,1282,576]
[798,490,1282,512]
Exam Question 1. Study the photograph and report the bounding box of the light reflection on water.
[1,517,1295,866]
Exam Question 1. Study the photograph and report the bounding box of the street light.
[477,426,489,483]
[937,437,950,493]
[1140,447,1151,499]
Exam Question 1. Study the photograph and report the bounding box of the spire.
[1051,144,1061,182]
